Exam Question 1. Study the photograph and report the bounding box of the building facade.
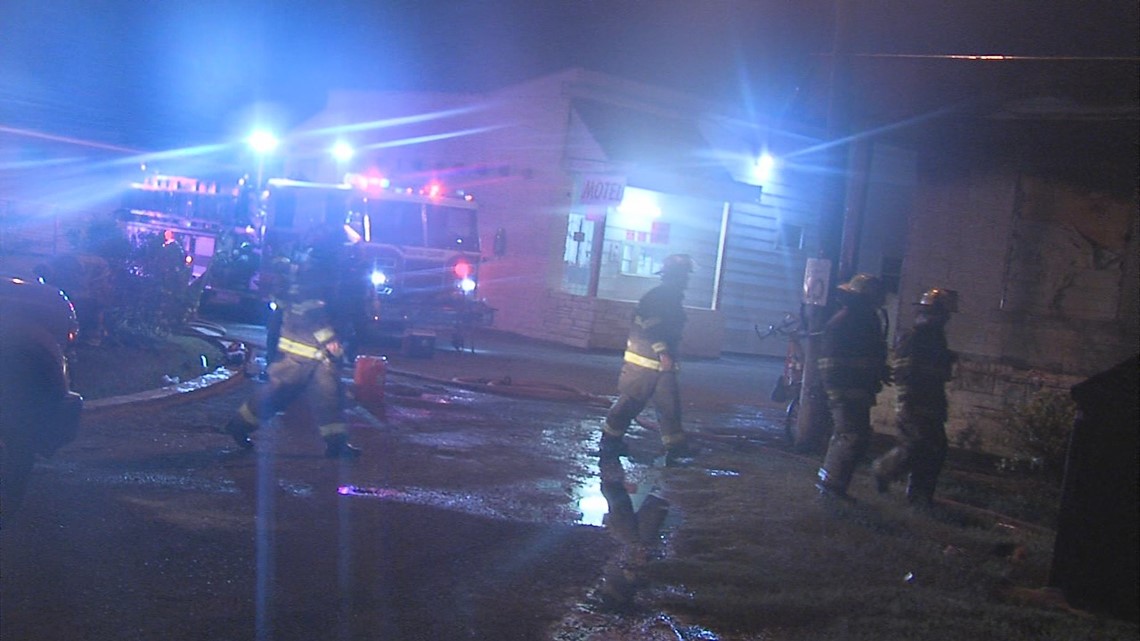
[286,69,835,358]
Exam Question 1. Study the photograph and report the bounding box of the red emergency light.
[453,259,472,279]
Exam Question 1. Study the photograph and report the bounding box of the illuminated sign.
[578,175,626,205]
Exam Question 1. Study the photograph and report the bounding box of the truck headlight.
[370,270,388,287]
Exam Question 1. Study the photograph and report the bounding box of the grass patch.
[619,445,1138,640]
[69,334,227,401]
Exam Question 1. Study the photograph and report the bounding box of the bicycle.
[756,312,805,444]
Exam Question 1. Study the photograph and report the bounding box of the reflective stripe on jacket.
[278,337,326,361]
[624,347,666,371]
[278,299,338,362]
[624,281,686,369]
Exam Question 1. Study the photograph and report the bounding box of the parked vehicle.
[0,276,84,520]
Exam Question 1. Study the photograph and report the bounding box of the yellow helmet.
[917,288,958,313]
[837,273,883,298]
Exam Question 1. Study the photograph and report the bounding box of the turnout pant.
[603,362,686,448]
[818,399,873,494]
[873,407,948,504]
[235,355,347,438]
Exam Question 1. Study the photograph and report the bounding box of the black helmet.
[916,288,958,314]
[657,254,696,277]
[287,250,329,301]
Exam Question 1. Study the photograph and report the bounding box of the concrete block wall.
[537,290,723,358]
[889,164,1140,453]
[871,356,1083,455]
[536,290,605,348]
[585,297,633,350]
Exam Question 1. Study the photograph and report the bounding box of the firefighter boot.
[871,459,890,494]
[598,434,629,459]
[222,419,254,450]
[324,433,362,459]
[665,440,699,467]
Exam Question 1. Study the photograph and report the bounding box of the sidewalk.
[120,323,785,424]
[354,328,783,412]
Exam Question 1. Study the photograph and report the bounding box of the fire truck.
[250,172,494,353]
[115,173,264,316]
[116,170,493,352]
[115,173,250,280]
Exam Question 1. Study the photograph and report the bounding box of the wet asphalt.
[1,324,789,641]
[221,323,787,416]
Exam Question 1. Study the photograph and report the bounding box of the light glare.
[247,130,279,155]
[331,141,354,162]
[753,153,776,184]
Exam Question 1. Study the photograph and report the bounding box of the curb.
[82,366,247,417]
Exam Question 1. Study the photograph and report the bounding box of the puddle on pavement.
[382,380,484,407]
[101,471,239,494]
[279,480,315,497]
[412,392,469,405]
[575,482,609,526]
[337,485,513,520]
[339,479,599,525]
[644,612,721,641]
[703,468,740,477]
[403,430,491,450]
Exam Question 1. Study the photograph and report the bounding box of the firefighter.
[600,253,698,466]
[815,273,889,500]
[222,251,361,458]
[872,288,958,506]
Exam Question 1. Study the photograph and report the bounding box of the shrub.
[995,390,1077,481]
[72,217,204,344]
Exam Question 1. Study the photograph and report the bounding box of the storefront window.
[561,183,721,309]
[561,212,598,296]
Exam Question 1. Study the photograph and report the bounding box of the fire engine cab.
[259,172,494,354]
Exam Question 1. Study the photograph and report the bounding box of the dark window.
[778,223,804,250]
[425,205,479,250]
[367,201,424,245]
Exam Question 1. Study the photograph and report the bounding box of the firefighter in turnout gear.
[872,288,958,506]
[223,252,361,459]
[815,273,889,500]
[600,254,698,466]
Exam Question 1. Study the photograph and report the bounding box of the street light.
[331,141,354,164]
[753,152,776,184]
[246,130,279,189]
[247,130,278,155]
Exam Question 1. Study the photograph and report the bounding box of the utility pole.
[793,0,853,453]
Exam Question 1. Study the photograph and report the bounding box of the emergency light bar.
[343,172,473,202]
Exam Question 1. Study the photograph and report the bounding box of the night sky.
[2,0,1136,151]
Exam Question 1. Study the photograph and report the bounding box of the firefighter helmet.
[657,254,696,277]
[917,288,958,313]
[287,250,329,301]
[837,273,884,302]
